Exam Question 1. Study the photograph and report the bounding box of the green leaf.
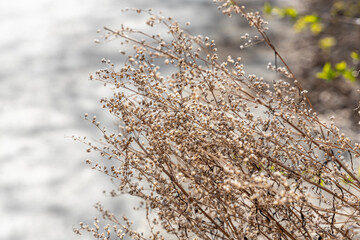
[318,37,336,50]
[264,2,272,14]
[272,7,284,17]
[344,174,354,184]
[303,14,318,23]
[294,17,307,32]
[342,70,356,82]
[323,62,332,72]
[294,15,321,33]
[228,0,236,6]
[316,72,329,81]
[310,22,323,34]
[285,7,298,19]
[316,62,338,81]
[335,61,347,72]
[351,51,359,60]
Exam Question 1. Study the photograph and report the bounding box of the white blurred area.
[0,1,224,239]
[0,0,280,239]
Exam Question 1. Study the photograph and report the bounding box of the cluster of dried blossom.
[74,1,360,239]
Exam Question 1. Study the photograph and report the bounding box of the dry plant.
[73,1,360,239]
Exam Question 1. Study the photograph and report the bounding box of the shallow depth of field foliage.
[263,0,360,132]
[74,1,360,239]
[264,0,360,83]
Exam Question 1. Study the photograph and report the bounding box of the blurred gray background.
[0,0,289,239]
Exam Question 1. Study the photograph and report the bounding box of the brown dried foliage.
[74,1,360,239]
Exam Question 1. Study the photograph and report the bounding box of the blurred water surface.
[0,0,284,239]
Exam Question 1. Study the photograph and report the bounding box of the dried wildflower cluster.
[74,2,360,239]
